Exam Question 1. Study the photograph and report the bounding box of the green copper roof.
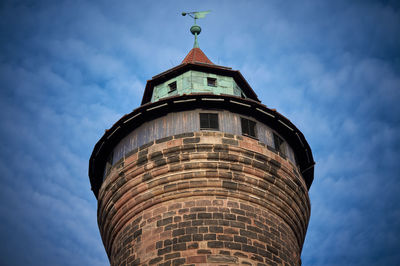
[150,70,247,102]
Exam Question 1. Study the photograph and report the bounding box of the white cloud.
[0,0,399,265]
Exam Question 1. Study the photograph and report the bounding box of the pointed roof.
[182,47,213,64]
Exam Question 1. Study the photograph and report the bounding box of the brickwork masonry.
[97,131,311,266]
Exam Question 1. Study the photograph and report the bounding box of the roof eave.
[90,94,314,198]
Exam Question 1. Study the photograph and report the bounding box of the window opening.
[273,133,286,156]
[168,81,177,92]
[104,151,114,178]
[200,113,219,130]
[241,117,257,138]
[207,77,217,87]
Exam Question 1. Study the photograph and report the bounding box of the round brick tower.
[89,21,315,266]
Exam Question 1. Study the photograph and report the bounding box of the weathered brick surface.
[98,131,310,266]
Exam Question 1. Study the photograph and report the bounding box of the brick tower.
[89,17,315,266]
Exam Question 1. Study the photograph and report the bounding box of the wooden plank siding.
[111,109,296,166]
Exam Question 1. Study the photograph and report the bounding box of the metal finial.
[182,10,211,48]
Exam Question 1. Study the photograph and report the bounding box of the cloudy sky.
[0,0,399,265]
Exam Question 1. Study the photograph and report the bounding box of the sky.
[0,0,399,265]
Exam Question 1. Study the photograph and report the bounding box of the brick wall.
[97,131,311,266]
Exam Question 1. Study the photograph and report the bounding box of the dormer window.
[241,117,257,138]
[273,133,286,156]
[207,77,217,87]
[168,81,177,93]
[104,151,114,178]
[200,113,219,130]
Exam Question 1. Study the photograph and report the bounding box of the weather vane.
[182,10,211,48]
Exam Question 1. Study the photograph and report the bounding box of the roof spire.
[182,10,211,48]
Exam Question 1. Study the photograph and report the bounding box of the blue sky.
[0,0,399,265]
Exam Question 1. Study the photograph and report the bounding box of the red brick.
[96,133,311,266]
[187,255,206,263]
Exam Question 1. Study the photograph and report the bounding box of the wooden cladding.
[110,109,297,169]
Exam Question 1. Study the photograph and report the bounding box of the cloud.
[0,0,399,265]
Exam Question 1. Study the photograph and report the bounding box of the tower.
[89,15,314,266]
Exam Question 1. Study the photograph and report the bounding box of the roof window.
[168,81,177,93]
[200,113,219,130]
[273,133,286,156]
[207,77,217,87]
[241,117,257,138]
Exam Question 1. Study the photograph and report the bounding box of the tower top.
[182,10,211,48]
[88,14,315,198]
[181,47,213,64]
